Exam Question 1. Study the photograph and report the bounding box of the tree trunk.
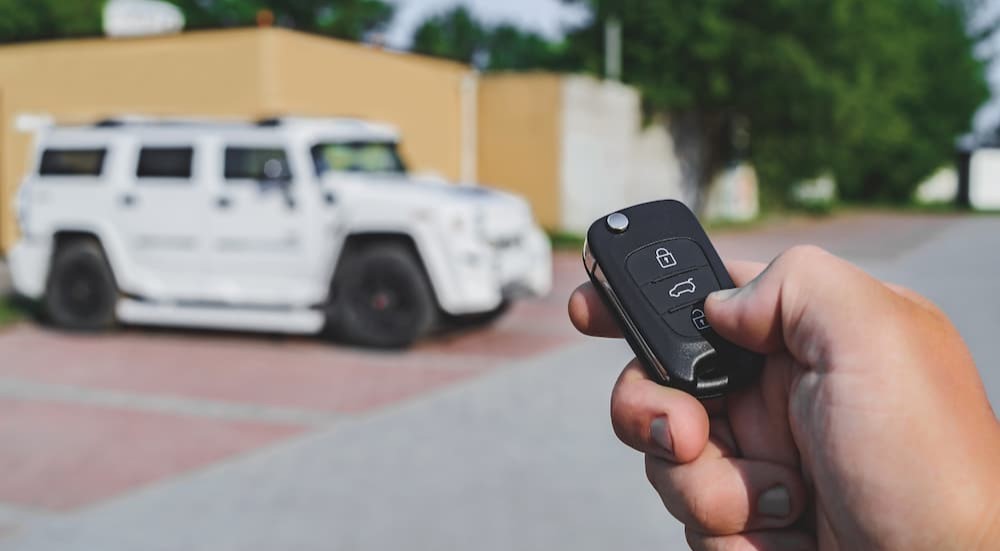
[666,111,728,215]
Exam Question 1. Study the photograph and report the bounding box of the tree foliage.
[411,7,572,71]
[411,7,485,65]
[0,0,394,44]
[0,0,104,43]
[561,0,989,202]
[172,0,393,40]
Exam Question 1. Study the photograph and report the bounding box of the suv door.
[207,143,322,306]
[112,141,212,300]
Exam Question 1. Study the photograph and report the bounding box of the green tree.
[487,24,574,71]
[562,0,988,204]
[0,0,104,43]
[411,6,485,64]
[171,0,394,40]
[0,0,394,44]
[411,7,572,71]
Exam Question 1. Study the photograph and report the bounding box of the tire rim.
[55,259,109,321]
[353,264,419,336]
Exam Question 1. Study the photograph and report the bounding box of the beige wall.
[477,74,563,230]
[0,30,270,251]
[0,28,473,252]
[0,29,701,251]
[560,76,689,233]
[558,76,637,233]
[266,30,472,182]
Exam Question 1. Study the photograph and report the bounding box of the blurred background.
[0,1,998,549]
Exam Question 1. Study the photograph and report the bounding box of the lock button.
[655,247,677,269]
[662,302,713,338]
[627,238,710,286]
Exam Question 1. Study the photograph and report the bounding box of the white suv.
[9,116,552,347]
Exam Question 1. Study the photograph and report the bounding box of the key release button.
[640,267,720,314]
[627,239,710,286]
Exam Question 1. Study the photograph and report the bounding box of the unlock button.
[626,238,710,286]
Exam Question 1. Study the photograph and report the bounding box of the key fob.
[582,200,762,399]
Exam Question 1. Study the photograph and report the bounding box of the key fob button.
[640,267,720,314]
[662,302,712,338]
[626,238,710,286]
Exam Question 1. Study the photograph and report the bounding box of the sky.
[384,0,590,49]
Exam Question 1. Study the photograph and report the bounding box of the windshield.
[311,142,407,176]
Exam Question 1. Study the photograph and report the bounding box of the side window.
[224,147,292,182]
[39,148,107,177]
[136,147,193,180]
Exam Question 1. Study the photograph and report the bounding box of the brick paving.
[0,250,585,514]
[0,399,302,511]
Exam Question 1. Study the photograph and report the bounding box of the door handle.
[216,196,232,209]
[120,193,137,207]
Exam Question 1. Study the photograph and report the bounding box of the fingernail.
[757,485,791,518]
[710,288,740,302]
[649,416,673,454]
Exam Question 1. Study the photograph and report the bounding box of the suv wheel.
[329,243,437,348]
[45,240,118,331]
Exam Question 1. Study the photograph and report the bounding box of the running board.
[116,299,326,335]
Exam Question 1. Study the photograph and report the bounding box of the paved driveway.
[0,212,996,550]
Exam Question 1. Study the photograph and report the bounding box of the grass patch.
[545,199,995,251]
[703,212,785,233]
[548,230,586,252]
[547,212,788,247]
[838,200,1000,216]
[0,296,24,327]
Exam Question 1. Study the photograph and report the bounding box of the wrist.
[966,428,1000,551]
[968,486,1000,551]
[973,472,1000,550]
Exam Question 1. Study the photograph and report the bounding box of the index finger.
[568,260,767,338]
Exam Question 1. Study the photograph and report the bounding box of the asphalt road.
[1,212,998,550]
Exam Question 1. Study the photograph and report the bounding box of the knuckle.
[680,474,748,534]
[644,454,668,487]
[776,244,831,271]
[648,462,746,536]
[685,527,709,551]
[682,483,723,530]
[645,455,658,486]
[610,381,644,444]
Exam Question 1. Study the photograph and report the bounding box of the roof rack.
[90,116,252,128]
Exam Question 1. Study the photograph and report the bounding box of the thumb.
[704,246,898,366]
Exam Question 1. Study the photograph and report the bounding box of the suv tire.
[329,243,437,348]
[45,240,118,331]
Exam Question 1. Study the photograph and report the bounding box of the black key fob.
[583,200,762,399]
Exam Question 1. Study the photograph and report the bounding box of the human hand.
[569,246,1000,550]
